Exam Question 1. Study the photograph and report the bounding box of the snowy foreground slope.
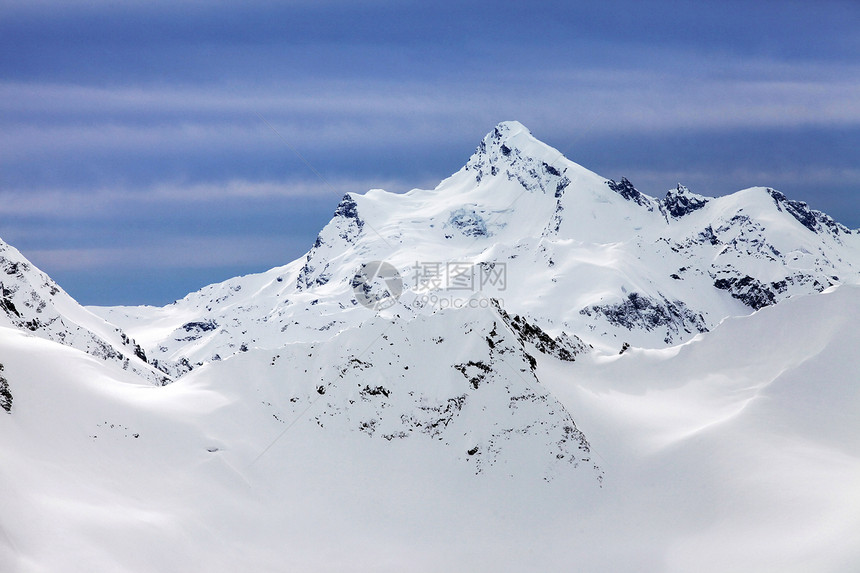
[1,122,859,572]
[2,286,859,572]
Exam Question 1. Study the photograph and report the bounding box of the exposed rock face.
[0,363,11,414]
[580,292,708,344]
[608,177,656,210]
[662,184,709,218]
[767,188,853,237]
[466,121,572,197]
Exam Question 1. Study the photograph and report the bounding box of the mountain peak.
[491,119,530,138]
[464,121,575,197]
[471,121,540,163]
[663,184,710,218]
[477,120,547,159]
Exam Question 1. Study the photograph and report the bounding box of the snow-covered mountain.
[2,121,859,572]
[0,239,168,386]
[96,120,859,370]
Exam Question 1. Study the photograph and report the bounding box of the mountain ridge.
[92,121,859,372]
[0,239,169,386]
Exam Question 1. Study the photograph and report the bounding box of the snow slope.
[2,285,858,572]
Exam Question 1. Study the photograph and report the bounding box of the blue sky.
[2,0,858,305]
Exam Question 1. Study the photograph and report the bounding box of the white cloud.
[2,57,859,162]
[0,176,417,218]
[24,235,310,271]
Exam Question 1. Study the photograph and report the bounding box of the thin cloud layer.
[25,235,306,272]
[0,177,411,218]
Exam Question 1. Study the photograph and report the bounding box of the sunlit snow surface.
[2,122,859,572]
